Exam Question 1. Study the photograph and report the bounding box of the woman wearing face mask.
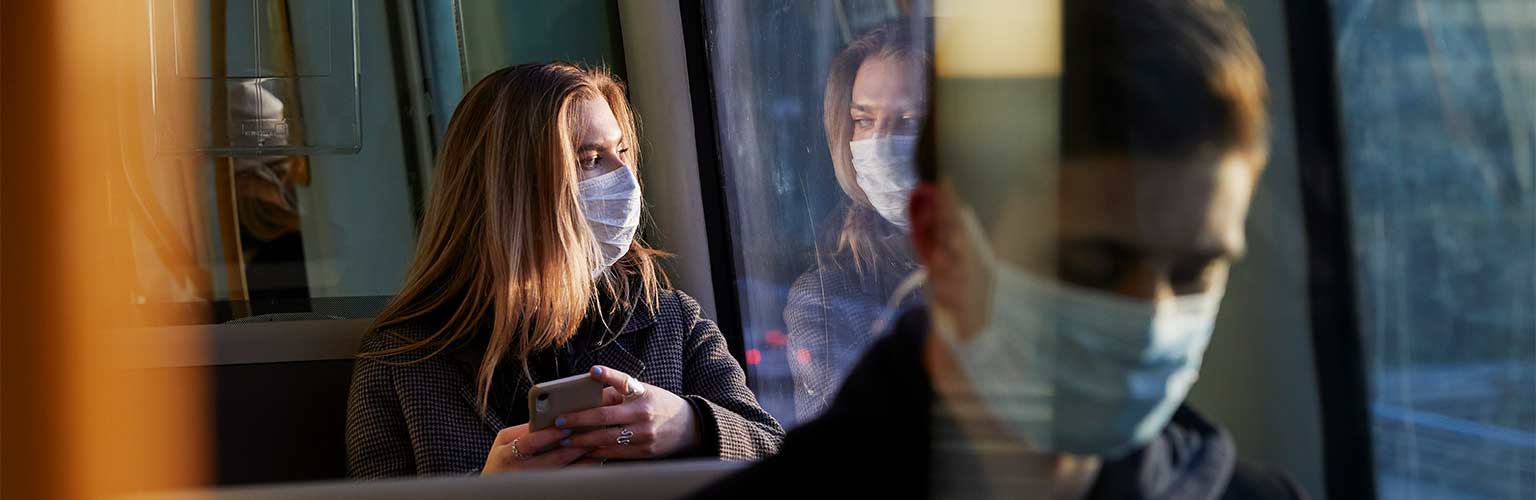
[785,21,930,421]
[346,62,784,478]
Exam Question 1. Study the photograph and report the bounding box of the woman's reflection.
[786,21,929,421]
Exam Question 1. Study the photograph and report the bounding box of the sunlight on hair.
[362,63,667,414]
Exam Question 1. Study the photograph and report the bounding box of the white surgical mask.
[849,136,919,229]
[935,210,1223,458]
[578,166,642,277]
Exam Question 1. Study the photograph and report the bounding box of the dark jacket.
[785,252,920,421]
[692,308,1307,500]
[345,289,785,478]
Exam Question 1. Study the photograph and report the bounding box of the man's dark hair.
[917,0,1267,182]
[1062,0,1267,162]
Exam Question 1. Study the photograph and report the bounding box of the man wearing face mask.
[691,1,1306,498]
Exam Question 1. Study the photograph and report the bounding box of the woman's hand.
[555,365,702,460]
[481,423,589,475]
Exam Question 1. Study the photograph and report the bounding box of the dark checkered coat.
[346,290,784,478]
[785,256,920,422]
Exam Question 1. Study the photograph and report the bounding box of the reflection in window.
[701,1,930,426]
[228,82,309,313]
[1333,1,1536,498]
[127,2,627,325]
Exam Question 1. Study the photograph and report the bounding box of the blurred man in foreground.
[693,0,1306,498]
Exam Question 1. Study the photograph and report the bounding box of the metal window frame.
[674,0,748,373]
[385,0,436,229]
[1282,1,1379,499]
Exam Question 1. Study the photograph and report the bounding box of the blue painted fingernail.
[555,417,567,427]
[593,366,603,376]
[562,429,573,436]
[560,439,572,447]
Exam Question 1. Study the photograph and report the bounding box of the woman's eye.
[581,156,600,169]
[852,118,872,129]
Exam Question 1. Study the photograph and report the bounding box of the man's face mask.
[850,136,919,229]
[932,206,1225,459]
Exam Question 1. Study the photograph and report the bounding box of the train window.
[1332,1,1536,497]
[127,1,626,325]
[149,0,362,156]
[694,1,932,426]
[127,4,422,324]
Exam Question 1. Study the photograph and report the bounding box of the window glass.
[699,1,932,426]
[1333,1,1536,498]
[130,3,418,323]
[128,1,627,325]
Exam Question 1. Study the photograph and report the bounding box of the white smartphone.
[528,373,607,432]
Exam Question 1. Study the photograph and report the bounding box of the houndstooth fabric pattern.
[784,257,921,422]
[346,289,785,478]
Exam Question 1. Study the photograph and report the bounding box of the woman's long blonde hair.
[822,21,929,277]
[364,62,665,412]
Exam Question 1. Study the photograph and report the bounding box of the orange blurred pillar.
[2,1,211,498]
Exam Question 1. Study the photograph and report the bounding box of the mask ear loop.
[869,268,929,337]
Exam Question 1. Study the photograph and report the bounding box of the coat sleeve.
[674,292,787,461]
[783,269,852,421]
[345,334,418,478]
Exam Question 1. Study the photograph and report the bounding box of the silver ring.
[623,375,646,400]
[616,428,634,446]
[510,438,531,461]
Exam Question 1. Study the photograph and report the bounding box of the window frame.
[677,0,750,375]
[1282,0,1380,498]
